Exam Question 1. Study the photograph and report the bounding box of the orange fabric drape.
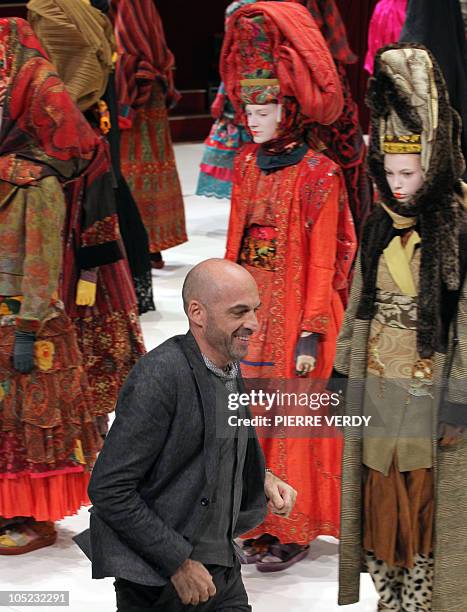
[0,470,91,522]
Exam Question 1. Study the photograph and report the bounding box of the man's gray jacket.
[75,332,267,586]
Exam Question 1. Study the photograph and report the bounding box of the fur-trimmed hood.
[367,43,465,216]
[358,43,467,358]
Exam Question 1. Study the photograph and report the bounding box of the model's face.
[203,282,260,363]
[246,103,279,144]
[384,154,425,203]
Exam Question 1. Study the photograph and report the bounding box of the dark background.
[0,0,379,128]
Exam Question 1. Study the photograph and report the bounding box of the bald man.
[81,259,297,611]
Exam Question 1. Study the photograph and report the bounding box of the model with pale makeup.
[384,153,425,202]
[245,103,281,145]
[335,44,467,612]
[222,1,357,571]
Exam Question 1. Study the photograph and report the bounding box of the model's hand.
[438,422,465,447]
[296,354,316,376]
[264,471,297,518]
[170,559,216,606]
[13,330,36,373]
[295,332,319,376]
[75,279,97,306]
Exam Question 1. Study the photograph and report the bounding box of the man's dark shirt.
[191,359,248,566]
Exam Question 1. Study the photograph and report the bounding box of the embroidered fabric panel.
[0,304,100,474]
[240,226,278,271]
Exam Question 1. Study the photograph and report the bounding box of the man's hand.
[170,559,216,606]
[264,471,297,518]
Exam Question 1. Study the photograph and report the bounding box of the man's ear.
[187,300,205,327]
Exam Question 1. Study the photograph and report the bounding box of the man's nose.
[245,310,259,333]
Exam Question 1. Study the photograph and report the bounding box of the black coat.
[74,332,267,586]
[400,0,467,179]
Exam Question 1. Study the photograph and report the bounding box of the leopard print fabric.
[365,550,434,611]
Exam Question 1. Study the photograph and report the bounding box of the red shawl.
[0,18,99,185]
[110,0,179,128]
[0,18,121,268]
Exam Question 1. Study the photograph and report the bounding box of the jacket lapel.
[180,332,219,484]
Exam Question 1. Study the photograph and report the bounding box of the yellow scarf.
[381,202,420,296]
[380,202,417,229]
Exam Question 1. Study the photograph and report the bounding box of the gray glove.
[13,330,36,374]
[294,333,319,361]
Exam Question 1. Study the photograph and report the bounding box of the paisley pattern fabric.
[0,17,123,276]
[60,177,146,417]
[363,250,434,476]
[0,298,100,521]
[73,305,145,417]
[120,82,187,254]
[0,177,64,332]
[0,18,119,522]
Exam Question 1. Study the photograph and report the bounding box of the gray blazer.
[74,332,267,586]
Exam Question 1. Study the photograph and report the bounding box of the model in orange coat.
[226,138,356,561]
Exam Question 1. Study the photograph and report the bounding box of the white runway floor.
[1,143,378,612]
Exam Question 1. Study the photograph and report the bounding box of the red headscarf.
[0,18,101,186]
[110,0,179,128]
[221,1,343,126]
[0,18,122,271]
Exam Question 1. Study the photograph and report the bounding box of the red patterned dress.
[61,173,146,425]
[226,144,356,543]
[112,0,187,255]
[0,18,105,522]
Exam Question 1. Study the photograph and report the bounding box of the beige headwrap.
[28,0,115,111]
[379,47,439,173]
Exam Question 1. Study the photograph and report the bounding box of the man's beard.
[205,319,245,362]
